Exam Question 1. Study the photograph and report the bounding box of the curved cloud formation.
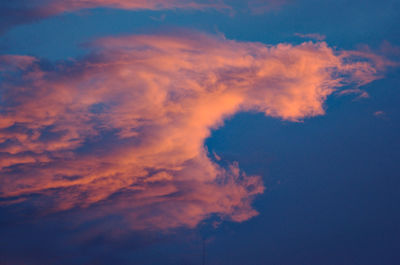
[0,32,386,230]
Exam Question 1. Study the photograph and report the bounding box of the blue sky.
[0,1,399,264]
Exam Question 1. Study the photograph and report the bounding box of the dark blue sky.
[0,1,399,264]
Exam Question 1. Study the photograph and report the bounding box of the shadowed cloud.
[0,32,388,230]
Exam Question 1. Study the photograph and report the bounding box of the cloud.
[39,0,229,12]
[0,0,228,32]
[0,0,290,32]
[336,88,370,99]
[0,1,205,33]
[373,110,388,119]
[0,32,388,230]
[294,33,326,41]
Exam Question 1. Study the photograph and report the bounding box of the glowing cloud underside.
[0,33,385,229]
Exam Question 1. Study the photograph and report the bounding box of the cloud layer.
[0,32,386,230]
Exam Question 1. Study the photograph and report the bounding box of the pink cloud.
[373,110,387,119]
[0,32,388,230]
[0,1,290,31]
[336,88,370,99]
[44,0,230,13]
[0,0,230,32]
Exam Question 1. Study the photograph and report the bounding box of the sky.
[0,1,399,264]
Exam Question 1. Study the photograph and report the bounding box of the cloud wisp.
[0,0,228,32]
[0,0,291,32]
[294,33,326,41]
[0,32,387,230]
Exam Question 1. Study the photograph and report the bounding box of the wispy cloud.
[336,88,370,99]
[0,0,229,32]
[373,110,388,119]
[294,33,326,41]
[0,32,388,230]
[0,0,290,32]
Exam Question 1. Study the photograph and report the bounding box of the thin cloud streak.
[0,0,229,32]
[0,32,388,230]
[295,33,326,41]
[0,0,289,32]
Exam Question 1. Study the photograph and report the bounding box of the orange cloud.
[0,32,387,230]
